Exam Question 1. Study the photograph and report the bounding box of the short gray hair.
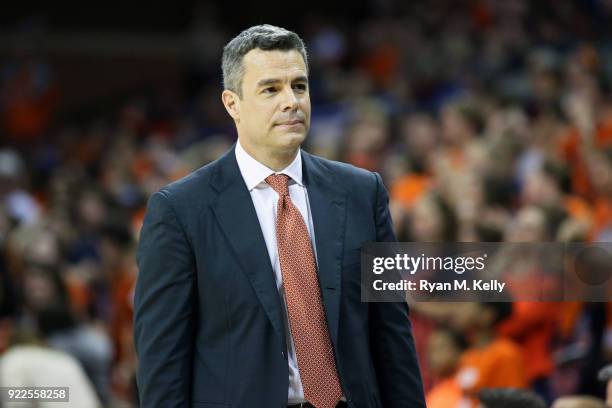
[221,24,308,97]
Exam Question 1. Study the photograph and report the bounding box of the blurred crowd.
[1,1,612,407]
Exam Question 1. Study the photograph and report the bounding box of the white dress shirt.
[235,140,313,404]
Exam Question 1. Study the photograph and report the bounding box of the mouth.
[275,119,304,127]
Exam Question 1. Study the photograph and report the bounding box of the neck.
[239,139,299,171]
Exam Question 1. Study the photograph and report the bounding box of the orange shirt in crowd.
[559,118,612,199]
[498,301,558,383]
[426,377,464,408]
[391,173,431,210]
[1,66,58,141]
[456,337,527,397]
[565,195,593,224]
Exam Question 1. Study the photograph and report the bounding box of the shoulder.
[153,148,233,208]
[141,149,235,227]
[302,151,381,192]
[158,161,217,201]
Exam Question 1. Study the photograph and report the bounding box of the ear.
[221,90,240,122]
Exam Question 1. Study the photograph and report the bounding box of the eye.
[262,87,277,94]
[293,83,307,92]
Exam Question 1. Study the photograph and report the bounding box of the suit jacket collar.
[234,139,303,190]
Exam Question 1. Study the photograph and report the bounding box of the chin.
[278,131,307,148]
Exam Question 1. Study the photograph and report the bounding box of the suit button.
[281,351,286,359]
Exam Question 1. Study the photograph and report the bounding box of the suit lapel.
[209,147,286,345]
[302,152,347,349]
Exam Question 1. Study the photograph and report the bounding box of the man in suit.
[134,24,425,408]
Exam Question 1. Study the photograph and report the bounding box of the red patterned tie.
[266,174,342,408]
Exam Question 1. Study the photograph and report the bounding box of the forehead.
[242,49,307,85]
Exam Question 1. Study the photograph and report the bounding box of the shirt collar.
[235,139,303,191]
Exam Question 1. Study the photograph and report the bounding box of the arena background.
[0,1,611,407]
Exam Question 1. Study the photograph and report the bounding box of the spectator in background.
[396,192,458,242]
[493,204,561,403]
[389,112,437,212]
[399,193,458,388]
[341,100,390,172]
[432,100,488,238]
[20,263,112,404]
[98,223,138,402]
[453,302,527,404]
[426,326,469,408]
[0,302,101,408]
[0,25,58,147]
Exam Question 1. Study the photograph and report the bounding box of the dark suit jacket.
[134,146,425,407]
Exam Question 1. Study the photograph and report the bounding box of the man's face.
[223,49,310,159]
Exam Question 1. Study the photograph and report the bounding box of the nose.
[280,87,299,112]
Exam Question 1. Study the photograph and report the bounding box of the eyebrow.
[256,75,308,88]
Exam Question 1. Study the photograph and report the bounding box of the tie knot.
[265,173,290,197]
